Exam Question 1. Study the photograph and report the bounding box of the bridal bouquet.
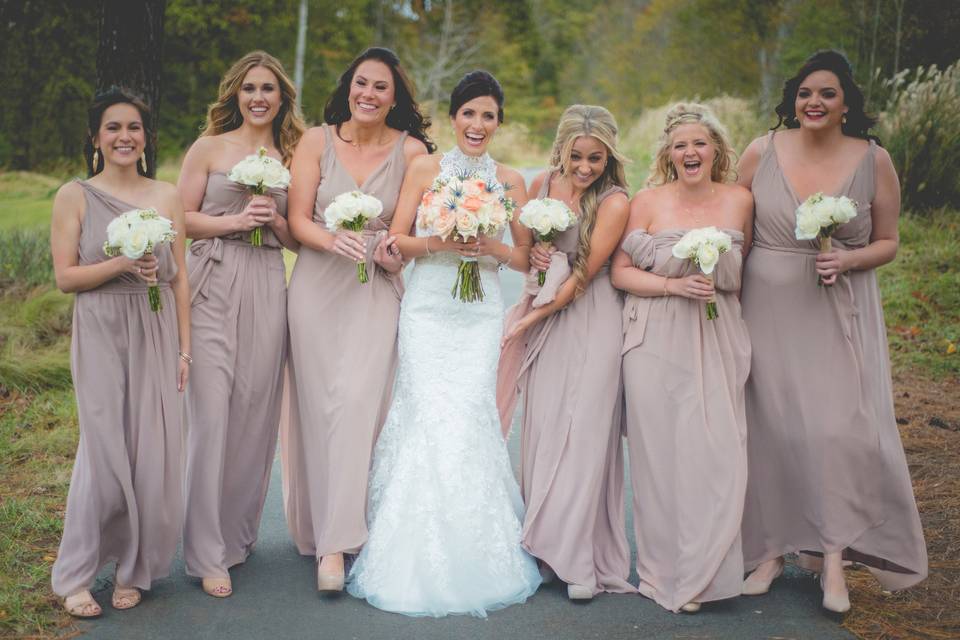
[227,147,291,246]
[794,192,858,286]
[103,208,177,312]
[324,190,383,283]
[416,175,516,302]
[518,197,577,286]
[671,226,733,320]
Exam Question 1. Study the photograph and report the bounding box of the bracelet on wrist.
[178,351,193,365]
[662,277,670,297]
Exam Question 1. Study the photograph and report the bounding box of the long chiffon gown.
[52,181,182,597]
[741,132,927,590]
[511,176,634,596]
[620,228,750,612]
[281,124,405,559]
[347,148,541,617]
[182,173,288,579]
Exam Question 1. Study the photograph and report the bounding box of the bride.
[346,71,542,617]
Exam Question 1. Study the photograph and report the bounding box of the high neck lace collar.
[438,147,498,185]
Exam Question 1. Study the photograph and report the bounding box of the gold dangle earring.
[91,147,100,173]
[139,151,147,172]
[841,114,848,125]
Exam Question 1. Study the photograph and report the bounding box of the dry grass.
[842,371,960,640]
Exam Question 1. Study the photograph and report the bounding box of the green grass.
[879,209,960,379]
[0,172,63,232]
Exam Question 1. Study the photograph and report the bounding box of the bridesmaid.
[50,87,190,616]
[610,103,753,613]
[500,105,633,600]
[738,50,927,612]
[281,46,432,591]
[178,51,304,598]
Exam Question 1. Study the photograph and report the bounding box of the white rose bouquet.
[227,147,291,246]
[671,226,733,320]
[518,197,577,286]
[103,208,177,312]
[416,175,516,302]
[324,190,384,283]
[794,192,858,286]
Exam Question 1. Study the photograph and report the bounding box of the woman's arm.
[50,183,153,293]
[287,127,366,261]
[480,166,531,272]
[736,136,765,191]
[161,185,191,391]
[388,155,472,259]
[179,138,252,240]
[503,193,629,343]
[816,146,900,284]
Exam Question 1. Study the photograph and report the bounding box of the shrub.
[877,61,960,211]
[0,230,53,292]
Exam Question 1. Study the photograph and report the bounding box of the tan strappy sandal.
[64,590,102,618]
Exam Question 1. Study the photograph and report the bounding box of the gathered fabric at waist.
[84,280,171,296]
[751,240,820,255]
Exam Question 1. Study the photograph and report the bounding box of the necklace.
[676,186,716,225]
[339,123,389,150]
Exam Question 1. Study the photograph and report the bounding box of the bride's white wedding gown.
[346,148,542,617]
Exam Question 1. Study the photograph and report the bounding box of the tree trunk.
[96,0,166,178]
[892,0,905,75]
[294,0,308,104]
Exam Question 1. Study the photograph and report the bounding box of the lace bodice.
[438,147,499,184]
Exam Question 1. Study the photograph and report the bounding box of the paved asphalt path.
[76,184,855,639]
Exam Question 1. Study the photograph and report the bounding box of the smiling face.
[450,95,500,156]
[565,135,608,189]
[94,103,146,169]
[795,69,847,131]
[669,122,716,185]
[238,65,281,127]
[348,60,395,125]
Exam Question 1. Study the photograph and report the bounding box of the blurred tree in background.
[1,0,958,185]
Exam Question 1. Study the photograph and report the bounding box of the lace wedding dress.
[346,148,542,617]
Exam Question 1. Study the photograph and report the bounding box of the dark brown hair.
[773,49,881,144]
[85,86,153,177]
[324,47,435,153]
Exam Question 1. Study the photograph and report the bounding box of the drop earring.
[140,151,147,172]
[841,114,848,125]
[90,147,100,173]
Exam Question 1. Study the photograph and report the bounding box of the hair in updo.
[448,71,505,123]
[772,49,880,143]
[647,102,736,187]
[85,86,154,177]
[547,105,629,289]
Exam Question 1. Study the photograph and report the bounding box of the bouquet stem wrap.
[817,234,832,287]
[145,249,163,312]
[537,240,553,286]
[346,218,369,284]
[704,273,718,320]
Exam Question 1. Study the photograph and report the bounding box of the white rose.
[795,210,822,240]
[696,243,721,274]
[122,226,150,259]
[812,197,839,227]
[260,158,290,189]
[357,193,384,219]
[834,196,858,223]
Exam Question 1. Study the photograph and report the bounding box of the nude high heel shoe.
[742,557,784,596]
[819,575,851,613]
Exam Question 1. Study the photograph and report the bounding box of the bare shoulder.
[496,164,525,189]
[528,170,549,197]
[55,180,84,204]
[402,135,429,159]
[598,188,629,217]
[720,182,753,206]
[298,126,328,154]
[873,143,895,171]
[742,135,770,160]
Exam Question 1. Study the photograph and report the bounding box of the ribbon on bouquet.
[495,250,571,438]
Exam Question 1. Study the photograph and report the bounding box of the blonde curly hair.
[547,104,629,289]
[201,50,306,167]
[646,102,737,187]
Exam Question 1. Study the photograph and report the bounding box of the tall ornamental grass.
[878,61,960,212]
